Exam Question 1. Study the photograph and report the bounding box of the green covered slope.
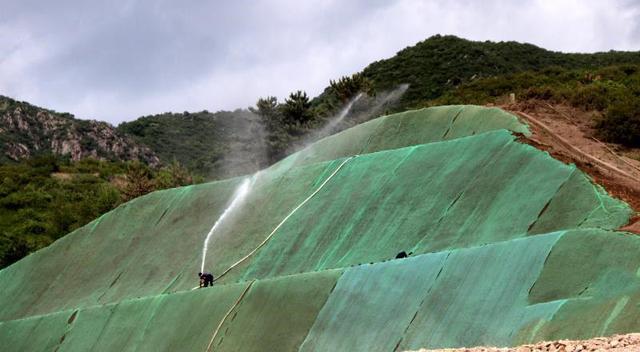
[0,105,638,351]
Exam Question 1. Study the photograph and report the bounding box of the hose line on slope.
[214,155,357,282]
[205,280,255,352]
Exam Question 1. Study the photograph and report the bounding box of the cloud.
[1,0,638,123]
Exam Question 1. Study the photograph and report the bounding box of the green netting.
[56,305,115,352]
[0,270,339,351]
[399,233,562,350]
[0,178,242,320]
[0,130,629,321]
[210,269,342,352]
[528,171,632,234]
[73,284,252,351]
[361,106,466,154]
[2,230,640,351]
[55,282,250,351]
[445,105,530,140]
[237,130,628,281]
[519,229,640,342]
[0,226,83,321]
[0,310,72,352]
[0,105,636,351]
[272,105,530,173]
[80,296,162,352]
[299,253,449,351]
[132,282,251,352]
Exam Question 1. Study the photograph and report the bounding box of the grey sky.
[1,0,639,123]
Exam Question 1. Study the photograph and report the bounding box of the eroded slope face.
[0,105,637,352]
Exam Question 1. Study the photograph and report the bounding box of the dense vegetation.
[2,34,640,267]
[428,63,640,146]
[358,35,640,111]
[0,156,197,267]
[118,109,268,178]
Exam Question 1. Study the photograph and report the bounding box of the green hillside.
[434,63,640,146]
[0,106,638,351]
[118,109,268,178]
[359,34,640,110]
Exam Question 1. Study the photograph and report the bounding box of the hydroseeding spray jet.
[319,92,364,136]
[200,175,255,274]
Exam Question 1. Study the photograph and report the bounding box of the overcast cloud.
[1,0,639,123]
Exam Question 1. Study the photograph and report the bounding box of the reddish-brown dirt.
[408,333,640,352]
[500,101,640,234]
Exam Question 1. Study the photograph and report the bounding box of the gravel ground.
[409,333,640,352]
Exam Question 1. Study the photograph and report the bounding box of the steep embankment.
[504,101,640,227]
[0,105,638,351]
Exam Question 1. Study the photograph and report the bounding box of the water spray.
[200,176,254,273]
[319,92,364,137]
[214,155,357,282]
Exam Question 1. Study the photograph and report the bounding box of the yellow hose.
[205,280,255,352]
[214,155,356,282]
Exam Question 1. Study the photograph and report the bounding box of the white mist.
[200,177,252,273]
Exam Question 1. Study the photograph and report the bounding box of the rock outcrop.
[0,96,159,165]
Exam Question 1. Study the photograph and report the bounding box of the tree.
[281,91,313,125]
[598,96,640,147]
[121,161,154,201]
[251,96,281,133]
[252,96,291,163]
[155,160,193,189]
[329,73,374,102]
[0,232,32,268]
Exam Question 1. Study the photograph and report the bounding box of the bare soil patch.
[502,101,640,233]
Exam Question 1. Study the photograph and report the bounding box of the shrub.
[569,81,624,110]
[597,97,640,147]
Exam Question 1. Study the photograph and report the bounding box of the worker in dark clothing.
[395,251,412,259]
[198,272,215,287]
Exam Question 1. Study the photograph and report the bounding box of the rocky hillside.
[0,96,159,165]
